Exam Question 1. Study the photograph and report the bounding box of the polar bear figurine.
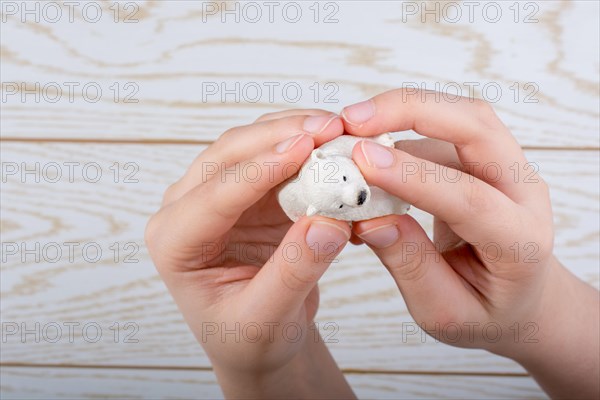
[277,133,410,222]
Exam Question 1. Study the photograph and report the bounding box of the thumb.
[243,216,350,320]
[354,214,474,325]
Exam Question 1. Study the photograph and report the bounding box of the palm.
[218,189,321,322]
[433,216,526,322]
[232,191,293,264]
[433,216,487,299]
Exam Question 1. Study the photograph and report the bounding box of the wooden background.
[1,1,598,398]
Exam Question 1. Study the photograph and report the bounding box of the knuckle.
[386,250,428,282]
[531,224,554,260]
[144,213,160,250]
[396,88,418,107]
[463,182,494,216]
[301,108,330,115]
[279,261,317,292]
[256,115,307,139]
[218,127,235,141]
[255,109,328,123]
[161,182,180,205]
[250,177,267,193]
[255,111,279,122]
[426,308,462,331]
[537,176,551,197]
[273,115,305,128]
[473,98,504,130]
[212,200,240,221]
[540,234,554,259]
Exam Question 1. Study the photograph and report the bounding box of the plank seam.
[0,137,598,151]
[0,363,529,377]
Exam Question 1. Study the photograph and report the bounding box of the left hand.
[145,109,356,399]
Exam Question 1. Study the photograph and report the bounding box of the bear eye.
[343,176,347,182]
[339,204,343,209]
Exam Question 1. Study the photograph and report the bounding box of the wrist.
[212,334,355,399]
[491,256,574,363]
[498,256,599,397]
[213,350,308,399]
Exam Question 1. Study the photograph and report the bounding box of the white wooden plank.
[348,373,546,400]
[0,367,224,400]
[0,367,546,399]
[1,143,598,372]
[1,1,598,147]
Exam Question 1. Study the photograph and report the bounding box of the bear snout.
[357,189,368,206]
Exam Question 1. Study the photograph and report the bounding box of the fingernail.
[341,100,374,127]
[360,140,395,168]
[357,224,399,249]
[275,134,305,154]
[303,114,337,134]
[306,220,350,257]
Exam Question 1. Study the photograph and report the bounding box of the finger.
[147,134,315,269]
[242,216,350,318]
[396,140,470,220]
[397,140,465,250]
[349,232,364,245]
[212,114,342,159]
[352,140,522,246]
[433,217,464,252]
[361,139,469,265]
[354,214,486,326]
[341,89,541,204]
[395,138,461,168]
[164,114,344,204]
[395,139,514,247]
[254,108,336,123]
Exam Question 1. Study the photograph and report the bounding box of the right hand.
[341,89,599,398]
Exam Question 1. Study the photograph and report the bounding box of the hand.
[341,89,599,399]
[145,110,355,399]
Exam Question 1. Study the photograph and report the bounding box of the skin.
[146,91,600,399]
[145,110,357,399]
[344,89,600,399]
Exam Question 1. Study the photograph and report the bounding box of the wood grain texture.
[0,366,546,399]
[1,1,598,147]
[1,1,598,397]
[1,143,597,373]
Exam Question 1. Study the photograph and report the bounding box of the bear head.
[299,148,371,216]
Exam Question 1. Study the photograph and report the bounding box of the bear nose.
[357,189,367,206]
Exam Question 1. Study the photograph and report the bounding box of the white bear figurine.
[277,134,410,221]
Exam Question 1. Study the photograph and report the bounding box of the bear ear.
[311,149,326,160]
[306,204,319,216]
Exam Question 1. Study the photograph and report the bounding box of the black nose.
[357,190,367,206]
